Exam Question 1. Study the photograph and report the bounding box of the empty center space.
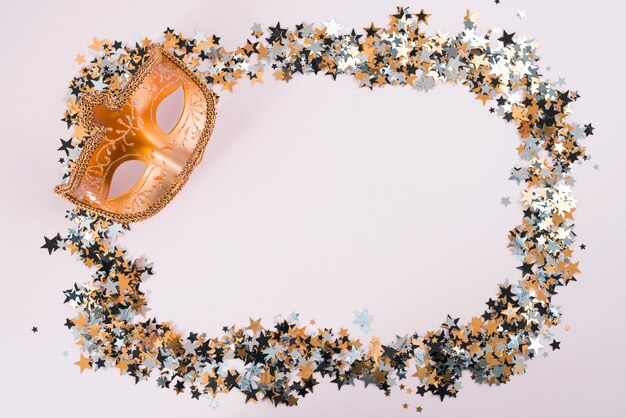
[125,76,521,341]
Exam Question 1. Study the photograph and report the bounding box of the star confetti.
[353,308,374,333]
[48,6,592,410]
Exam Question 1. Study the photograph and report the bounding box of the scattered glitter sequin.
[48,6,591,409]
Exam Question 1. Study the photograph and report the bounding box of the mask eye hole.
[156,85,185,134]
[107,159,148,199]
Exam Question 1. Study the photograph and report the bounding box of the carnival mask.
[54,44,217,223]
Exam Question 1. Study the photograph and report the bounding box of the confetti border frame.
[48,6,592,409]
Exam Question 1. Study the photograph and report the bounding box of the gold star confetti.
[74,354,91,373]
[47,6,591,410]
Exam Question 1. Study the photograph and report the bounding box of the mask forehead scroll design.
[54,44,218,223]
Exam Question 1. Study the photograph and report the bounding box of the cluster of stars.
[46,6,592,412]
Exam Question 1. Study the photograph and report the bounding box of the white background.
[1,1,624,417]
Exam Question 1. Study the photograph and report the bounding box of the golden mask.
[55,44,217,223]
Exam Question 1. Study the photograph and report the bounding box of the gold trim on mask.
[54,44,218,223]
